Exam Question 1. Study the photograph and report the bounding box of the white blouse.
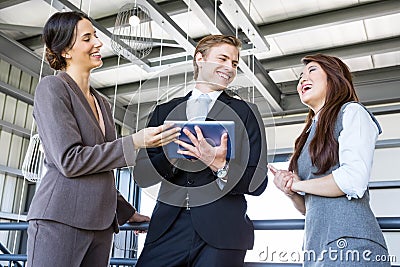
[331,103,380,200]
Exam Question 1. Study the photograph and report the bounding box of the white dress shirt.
[186,87,226,190]
[331,103,379,200]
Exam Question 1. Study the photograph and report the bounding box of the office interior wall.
[0,59,38,253]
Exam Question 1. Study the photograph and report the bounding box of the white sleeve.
[332,103,379,200]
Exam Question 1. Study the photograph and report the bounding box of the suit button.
[187,179,194,185]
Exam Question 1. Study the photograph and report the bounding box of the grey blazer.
[27,72,136,232]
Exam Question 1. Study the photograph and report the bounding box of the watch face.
[217,169,227,178]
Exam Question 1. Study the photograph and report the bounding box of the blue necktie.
[190,93,211,121]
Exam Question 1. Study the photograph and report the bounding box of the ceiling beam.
[185,0,282,112]
[258,0,400,37]
[17,0,399,69]
[0,119,30,138]
[233,65,400,119]
[261,36,400,71]
[96,38,400,114]
[267,139,400,162]
[0,79,34,105]
[0,164,23,176]
[264,103,400,127]
[1,0,399,125]
[88,1,400,109]
[0,33,53,79]
[96,0,189,29]
[0,23,42,35]
[98,0,282,111]
[221,0,270,52]
[0,0,27,10]
[137,0,197,54]
[18,0,399,74]
[17,0,190,51]
[104,65,400,124]
[90,0,400,72]
[18,35,42,51]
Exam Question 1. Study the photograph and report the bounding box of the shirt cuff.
[216,177,227,190]
[332,169,365,200]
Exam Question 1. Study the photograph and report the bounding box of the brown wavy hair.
[193,35,242,80]
[289,54,359,175]
[42,11,91,70]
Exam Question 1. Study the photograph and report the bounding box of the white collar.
[313,111,320,122]
[190,87,223,102]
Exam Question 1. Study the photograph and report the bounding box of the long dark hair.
[43,11,91,70]
[289,54,359,175]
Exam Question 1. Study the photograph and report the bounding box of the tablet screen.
[164,120,235,159]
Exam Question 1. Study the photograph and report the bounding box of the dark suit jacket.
[27,72,135,232]
[134,91,268,250]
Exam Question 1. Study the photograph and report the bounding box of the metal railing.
[0,217,399,267]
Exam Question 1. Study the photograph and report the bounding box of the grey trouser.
[27,219,114,267]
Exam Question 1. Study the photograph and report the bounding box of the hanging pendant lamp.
[111,3,153,60]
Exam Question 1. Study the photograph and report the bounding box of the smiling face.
[297,61,328,113]
[63,18,103,72]
[195,43,239,92]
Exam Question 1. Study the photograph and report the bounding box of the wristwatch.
[215,162,229,179]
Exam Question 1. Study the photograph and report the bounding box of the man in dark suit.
[134,34,268,267]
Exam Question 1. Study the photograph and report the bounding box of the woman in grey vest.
[268,54,390,266]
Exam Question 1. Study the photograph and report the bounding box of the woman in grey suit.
[26,11,180,267]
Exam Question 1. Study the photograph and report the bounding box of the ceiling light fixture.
[112,3,153,60]
[129,14,141,27]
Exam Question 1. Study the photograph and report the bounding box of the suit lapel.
[166,92,192,121]
[58,72,106,139]
[207,91,232,120]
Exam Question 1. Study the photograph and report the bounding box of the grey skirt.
[303,236,391,267]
